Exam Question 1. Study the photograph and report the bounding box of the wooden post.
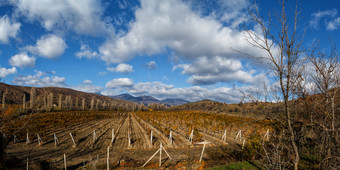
[2,133,6,140]
[64,153,67,170]
[199,144,206,162]
[169,131,172,144]
[150,130,153,145]
[159,143,162,167]
[93,130,97,143]
[235,130,242,141]
[242,139,246,149]
[107,146,110,170]
[189,130,194,143]
[14,135,17,143]
[37,134,43,146]
[264,129,269,140]
[54,133,59,147]
[195,141,211,162]
[26,133,30,144]
[221,129,227,141]
[142,142,172,168]
[128,131,131,147]
[69,133,76,147]
[110,128,114,146]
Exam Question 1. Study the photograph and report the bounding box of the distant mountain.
[110,93,189,106]
[161,98,190,106]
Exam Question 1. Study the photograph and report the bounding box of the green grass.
[207,161,260,170]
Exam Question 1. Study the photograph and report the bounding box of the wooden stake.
[142,148,160,167]
[2,133,6,140]
[235,130,242,141]
[242,139,246,149]
[150,130,153,145]
[189,130,194,143]
[195,141,211,162]
[26,133,30,144]
[93,130,97,143]
[107,146,109,170]
[110,128,115,146]
[264,129,269,140]
[69,133,76,147]
[128,131,131,147]
[169,131,172,144]
[14,135,17,143]
[221,129,227,141]
[37,134,43,146]
[159,143,162,166]
[64,153,67,170]
[54,133,59,147]
[142,143,172,168]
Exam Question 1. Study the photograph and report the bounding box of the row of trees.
[0,87,172,114]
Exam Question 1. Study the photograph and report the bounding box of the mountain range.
[109,93,189,106]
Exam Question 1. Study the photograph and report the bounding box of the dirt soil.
[4,113,243,169]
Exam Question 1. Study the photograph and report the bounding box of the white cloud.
[105,78,133,89]
[73,79,103,94]
[0,15,21,44]
[107,63,133,74]
[11,0,112,36]
[99,0,267,85]
[327,17,340,30]
[25,34,67,59]
[145,61,157,69]
[9,52,36,68]
[173,56,265,85]
[76,44,100,59]
[82,80,92,85]
[0,66,17,77]
[12,70,66,87]
[310,9,338,29]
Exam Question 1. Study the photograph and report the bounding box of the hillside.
[170,100,229,113]
[0,82,135,110]
[110,93,189,106]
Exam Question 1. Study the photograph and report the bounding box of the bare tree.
[95,99,100,110]
[75,97,79,110]
[30,87,36,110]
[309,43,340,168]
[82,98,85,111]
[43,91,47,110]
[23,94,26,111]
[90,97,94,111]
[47,93,54,111]
[59,94,63,110]
[2,88,7,110]
[244,1,305,169]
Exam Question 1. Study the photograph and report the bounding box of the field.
[1,111,272,169]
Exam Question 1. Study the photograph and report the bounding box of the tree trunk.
[75,97,79,110]
[82,98,85,111]
[30,87,36,110]
[285,99,299,170]
[2,89,6,110]
[59,94,63,110]
[23,94,26,111]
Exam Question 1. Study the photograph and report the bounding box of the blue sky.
[0,0,339,103]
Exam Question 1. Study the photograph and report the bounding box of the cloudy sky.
[0,0,339,103]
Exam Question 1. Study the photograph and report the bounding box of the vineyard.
[1,111,273,169]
